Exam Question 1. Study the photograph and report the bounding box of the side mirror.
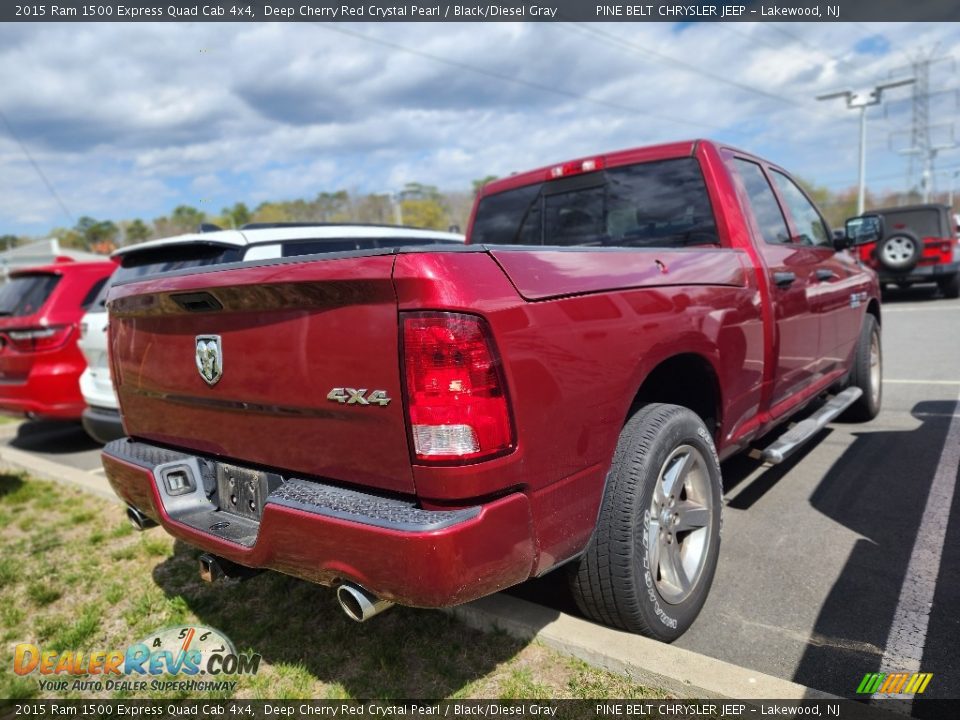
[839,214,883,250]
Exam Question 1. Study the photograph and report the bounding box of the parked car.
[77,224,464,443]
[0,259,116,420]
[847,203,960,298]
[77,276,122,443]
[101,140,881,641]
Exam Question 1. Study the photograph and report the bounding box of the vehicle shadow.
[151,540,556,698]
[879,284,944,303]
[8,420,100,454]
[796,400,959,702]
[0,472,25,497]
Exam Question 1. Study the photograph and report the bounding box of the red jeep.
[849,203,960,298]
[102,140,882,640]
[0,260,116,420]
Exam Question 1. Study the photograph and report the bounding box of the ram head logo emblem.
[195,335,223,386]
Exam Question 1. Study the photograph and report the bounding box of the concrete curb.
[0,427,840,702]
[0,427,116,503]
[449,594,842,701]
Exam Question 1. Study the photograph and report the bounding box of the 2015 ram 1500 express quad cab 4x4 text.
[102,140,882,641]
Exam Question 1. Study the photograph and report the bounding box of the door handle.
[773,271,796,287]
[815,268,839,282]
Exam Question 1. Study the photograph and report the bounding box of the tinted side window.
[81,275,110,310]
[0,274,60,317]
[770,171,830,247]
[732,159,790,246]
[471,157,719,248]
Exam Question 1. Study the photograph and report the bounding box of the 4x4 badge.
[195,335,223,386]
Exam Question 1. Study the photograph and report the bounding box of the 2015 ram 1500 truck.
[102,140,882,641]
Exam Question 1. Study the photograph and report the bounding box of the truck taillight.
[5,325,72,352]
[402,312,514,464]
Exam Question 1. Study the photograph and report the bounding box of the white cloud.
[0,21,958,235]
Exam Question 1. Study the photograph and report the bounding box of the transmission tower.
[889,49,957,202]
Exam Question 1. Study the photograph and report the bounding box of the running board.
[755,387,863,465]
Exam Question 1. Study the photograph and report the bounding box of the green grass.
[0,473,662,700]
[26,583,62,606]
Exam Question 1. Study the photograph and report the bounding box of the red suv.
[850,203,960,298]
[0,259,116,420]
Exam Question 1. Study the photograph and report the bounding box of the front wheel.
[568,404,722,641]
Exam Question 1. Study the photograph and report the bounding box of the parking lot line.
[879,388,960,700]
[883,307,960,313]
[883,379,960,385]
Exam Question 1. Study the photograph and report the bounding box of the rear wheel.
[842,314,881,422]
[938,273,960,299]
[568,404,722,642]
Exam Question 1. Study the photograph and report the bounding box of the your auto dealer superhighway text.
[262,4,558,18]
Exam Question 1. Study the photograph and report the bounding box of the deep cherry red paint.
[0,261,116,420]
[103,140,880,603]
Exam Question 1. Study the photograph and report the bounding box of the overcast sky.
[1,21,958,236]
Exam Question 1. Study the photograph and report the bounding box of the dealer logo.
[13,624,260,693]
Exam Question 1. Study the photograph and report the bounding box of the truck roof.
[112,224,465,258]
[478,139,704,198]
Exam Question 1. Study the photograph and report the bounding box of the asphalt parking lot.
[4,286,959,701]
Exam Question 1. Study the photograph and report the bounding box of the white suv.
[77,223,464,443]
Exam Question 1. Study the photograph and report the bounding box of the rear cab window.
[472,157,720,249]
[0,273,60,318]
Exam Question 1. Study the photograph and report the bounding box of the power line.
[564,23,803,109]
[0,107,74,225]
[765,23,856,73]
[317,24,728,133]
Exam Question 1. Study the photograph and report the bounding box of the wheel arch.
[627,352,723,441]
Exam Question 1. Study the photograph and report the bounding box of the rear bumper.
[101,438,536,607]
[0,354,86,420]
[877,260,960,284]
[82,406,125,444]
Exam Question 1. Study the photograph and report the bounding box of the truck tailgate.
[107,254,415,495]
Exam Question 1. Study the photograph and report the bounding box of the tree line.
[0,180,495,254]
[0,176,947,255]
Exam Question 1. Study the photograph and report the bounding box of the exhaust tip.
[126,506,156,532]
[337,583,393,622]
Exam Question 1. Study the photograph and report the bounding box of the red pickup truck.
[102,140,882,641]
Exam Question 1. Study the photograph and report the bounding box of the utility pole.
[818,78,915,215]
[378,192,403,226]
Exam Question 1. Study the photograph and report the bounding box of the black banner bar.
[3,0,959,23]
[2,699,959,720]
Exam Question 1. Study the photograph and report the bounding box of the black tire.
[568,403,722,642]
[877,233,921,272]
[938,273,960,299]
[841,314,882,422]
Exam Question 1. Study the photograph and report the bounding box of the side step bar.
[755,387,863,465]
